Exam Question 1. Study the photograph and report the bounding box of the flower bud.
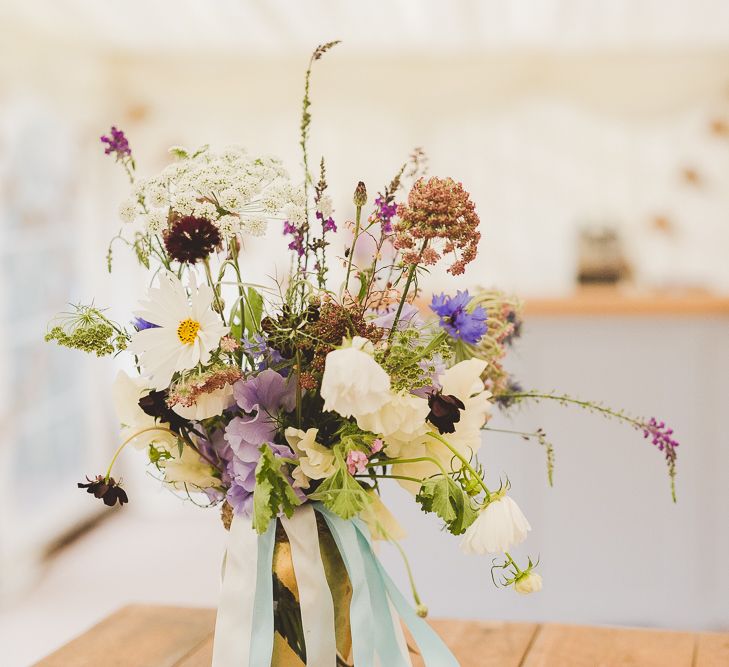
[416,604,429,618]
[514,572,543,595]
[353,181,367,207]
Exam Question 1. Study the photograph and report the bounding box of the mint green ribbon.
[247,519,277,666]
[316,505,461,667]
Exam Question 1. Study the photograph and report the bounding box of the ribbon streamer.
[281,505,337,666]
[212,504,460,667]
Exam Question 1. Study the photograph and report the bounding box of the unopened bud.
[416,604,428,618]
[353,181,367,207]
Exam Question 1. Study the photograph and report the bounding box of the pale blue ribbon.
[316,504,461,667]
[245,506,460,667]
[247,519,277,666]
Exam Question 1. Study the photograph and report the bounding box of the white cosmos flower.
[285,427,337,488]
[130,272,228,390]
[112,370,177,451]
[460,495,531,555]
[160,445,219,489]
[514,572,543,595]
[320,337,390,418]
[171,385,235,421]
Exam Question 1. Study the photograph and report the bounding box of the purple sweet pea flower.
[225,442,297,517]
[431,290,488,344]
[372,302,423,331]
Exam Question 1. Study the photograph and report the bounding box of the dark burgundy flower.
[427,391,465,434]
[138,389,189,433]
[78,475,128,507]
[163,215,221,264]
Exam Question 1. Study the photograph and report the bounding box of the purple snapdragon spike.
[431,290,488,344]
[372,196,398,233]
[316,209,337,233]
[643,418,679,461]
[283,220,305,256]
[100,126,131,159]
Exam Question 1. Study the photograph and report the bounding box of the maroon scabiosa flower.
[427,390,466,434]
[78,475,129,507]
[394,177,481,275]
[163,215,222,264]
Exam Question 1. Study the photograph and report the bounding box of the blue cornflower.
[132,317,159,331]
[430,290,487,344]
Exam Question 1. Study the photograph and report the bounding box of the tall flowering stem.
[388,239,428,340]
[345,181,367,294]
[501,391,678,501]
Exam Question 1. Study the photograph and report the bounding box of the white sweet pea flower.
[391,358,491,494]
[460,495,531,555]
[356,391,430,455]
[514,571,543,595]
[130,272,228,390]
[112,370,177,451]
[160,445,219,490]
[320,336,390,419]
[285,427,337,488]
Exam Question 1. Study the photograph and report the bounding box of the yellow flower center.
[177,318,200,345]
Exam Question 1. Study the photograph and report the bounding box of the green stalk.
[105,426,177,482]
[425,431,492,501]
[388,239,428,341]
[344,204,362,294]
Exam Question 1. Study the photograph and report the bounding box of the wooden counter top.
[35,604,729,667]
[524,288,729,317]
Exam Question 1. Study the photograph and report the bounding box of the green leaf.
[252,444,301,534]
[416,476,478,536]
[357,272,369,303]
[244,287,264,338]
[308,446,372,520]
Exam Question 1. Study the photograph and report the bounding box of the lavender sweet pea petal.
[233,369,296,413]
[225,413,278,453]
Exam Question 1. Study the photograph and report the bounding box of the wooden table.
[35,605,729,666]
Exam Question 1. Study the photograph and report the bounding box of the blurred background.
[1,1,729,664]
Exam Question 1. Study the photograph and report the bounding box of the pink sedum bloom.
[346,450,368,475]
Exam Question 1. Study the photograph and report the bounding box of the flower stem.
[504,552,522,575]
[344,204,362,294]
[369,455,450,479]
[425,431,491,501]
[203,258,225,320]
[388,239,428,340]
[105,426,177,482]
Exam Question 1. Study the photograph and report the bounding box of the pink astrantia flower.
[346,450,368,475]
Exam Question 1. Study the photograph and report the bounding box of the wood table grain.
[34,605,729,666]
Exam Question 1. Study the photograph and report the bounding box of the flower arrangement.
[47,42,679,666]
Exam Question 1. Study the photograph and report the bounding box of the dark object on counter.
[576,226,632,285]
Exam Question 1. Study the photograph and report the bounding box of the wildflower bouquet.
[47,42,678,667]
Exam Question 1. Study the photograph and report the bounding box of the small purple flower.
[431,290,488,344]
[132,317,159,331]
[371,196,398,233]
[100,126,131,159]
[283,220,305,256]
[642,418,679,462]
[242,334,286,372]
[316,210,337,233]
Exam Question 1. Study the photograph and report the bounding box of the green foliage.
[416,475,478,536]
[252,444,302,534]
[244,287,264,337]
[377,329,451,393]
[309,445,372,520]
[45,304,129,357]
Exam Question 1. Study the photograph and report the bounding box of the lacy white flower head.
[130,272,228,390]
[130,145,304,241]
[460,493,531,555]
[320,336,391,418]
